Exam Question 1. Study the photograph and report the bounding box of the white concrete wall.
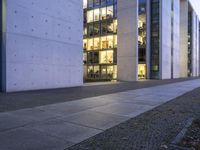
[172,0,180,78]
[117,0,138,81]
[3,0,83,92]
[180,0,188,78]
[191,11,199,76]
[160,0,171,79]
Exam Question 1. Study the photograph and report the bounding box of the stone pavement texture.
[0,79,200,150]
[0,77,198,112]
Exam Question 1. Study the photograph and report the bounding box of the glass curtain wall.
[150,0,160,79]
[138,0,147,79]
[83,0,117,81]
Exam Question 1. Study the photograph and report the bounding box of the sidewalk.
[0,79,200,150]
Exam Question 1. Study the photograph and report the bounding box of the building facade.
[83,0,118,81]
[83,0,200,81]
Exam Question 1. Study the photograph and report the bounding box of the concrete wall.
[2,0,83,92]
[160,0,172,79]
[172,0,180,78]
[180,0,188,77]
[191,11,199,76]
[117,0,138,81]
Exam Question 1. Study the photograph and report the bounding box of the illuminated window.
[107,6,113,19]
[94,66,100,78]
[114,35,117,48]
[94,9,100,21]
[88,39,93,50]
[83,53,87,64]
[83,39,87,50]
[113,20,117,33]
[107,35,113,48]
[100,50,113,64]
[94,23,100,35]
[107,21,114,33]
[101,36,107,49]
[94,38,100,50]
[101,7,107,20]
[83,0,87,9]
[87,10,93,23]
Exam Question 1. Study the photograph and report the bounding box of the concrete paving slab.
[90,102,154,117]
[62,110,129,130]
[28,118,102,143]
[0,127,72,150]
[12,108,60,122]
[36,102,91,117]
[0,113,34,132]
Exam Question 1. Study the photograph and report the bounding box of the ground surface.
[67,87,200,150]
[178,119,200,149]
[0,77,198,112]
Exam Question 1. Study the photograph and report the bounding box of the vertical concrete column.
[117,0,138,81]
[146,0,151,79]
[180,0,188,77]
[160,0,172,79]
[192,12,199,76]
[196,18,199,76]
[172,0,180,78]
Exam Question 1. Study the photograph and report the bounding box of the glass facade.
[150,0,160,79]
[138,0,147,79]
[83,0,117,80]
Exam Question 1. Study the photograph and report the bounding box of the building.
[83,0,118,81]
[0,0,83,92]
[83,0,200,81]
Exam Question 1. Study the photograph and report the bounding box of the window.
[87,24,93,36]
[94,9,100,21]
[107,21,114,33]
[94,37,100,49]
[101,7,107,20]
[83,26,87,36]
[114,35,117,48]
[101,36,107,49]
[88,52,93,64]
[87,10,93,23]
[100,50,113,64]
[107,6,113,19]
[107,35,113,48]
[113,20,117,33]
[94,0,100,7]
[83,53,87,64]
[107,0,113,5]
[94,52,99,63]
[88,0,93,8]
[94,66,100,78]
[101,0,106,6]
[83,0,87,9]
[83,39,87,50]
[87,38,93,50]
[101,21,107,34]
[94,23,100,35]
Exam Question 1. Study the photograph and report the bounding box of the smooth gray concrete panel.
[0,127,72,150]
[3,0,83,92]
[28,119,101,143]
[90,102,154,118]
[62,110,129,130]
[117,0,138,81]
[0,113,34,132]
